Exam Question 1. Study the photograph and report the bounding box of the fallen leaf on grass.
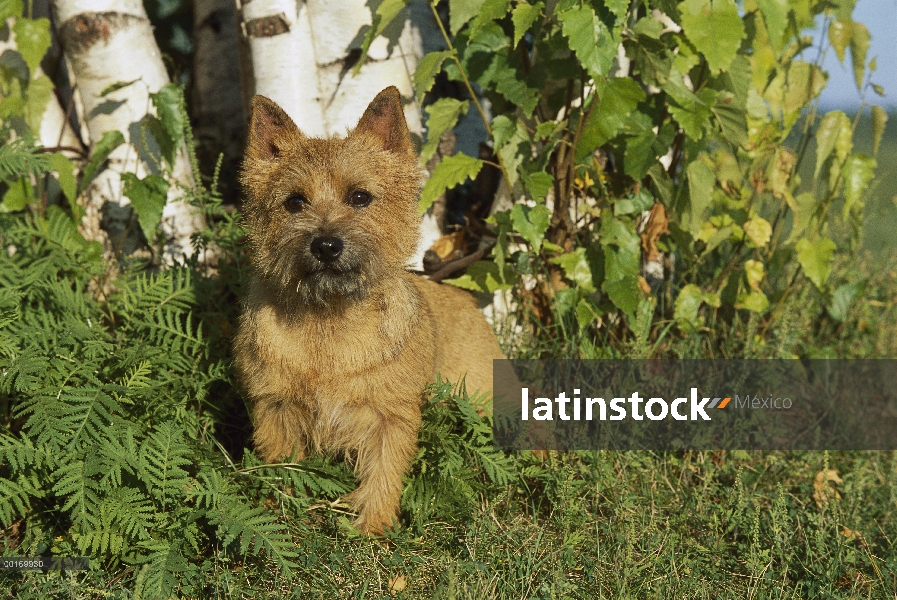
[388,575,407,594]
[813,469,842,507]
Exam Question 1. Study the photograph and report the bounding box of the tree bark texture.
[54,0,203,260]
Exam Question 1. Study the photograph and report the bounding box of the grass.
[6,449,895,598]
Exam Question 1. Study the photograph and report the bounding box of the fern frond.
[139,423,192,510]
[75,493,146,557]
[0,431,56,471]
[0,473,42,526]
[53,456,102,533]
[60,373,124,451]
[0,138,52,181]
[209,497,298,574]
[98,427,140,489]
[135,538,189,599]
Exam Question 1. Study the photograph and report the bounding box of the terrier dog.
[234,86,505,534]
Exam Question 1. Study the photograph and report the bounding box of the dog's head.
[241,87,422,309]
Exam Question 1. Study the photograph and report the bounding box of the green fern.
[138,423,192,511]
[0,138,52,181]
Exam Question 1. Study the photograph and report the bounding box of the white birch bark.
[238,0,325,136]
[54,0,203,261]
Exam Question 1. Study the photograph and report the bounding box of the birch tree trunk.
[237,0,325,135]
[54,0,203,261]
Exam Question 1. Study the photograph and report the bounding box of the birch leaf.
[419,154,483,213]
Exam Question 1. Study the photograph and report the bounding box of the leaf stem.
[427,0,514,195]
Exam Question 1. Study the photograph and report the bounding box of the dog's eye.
[347,190,373,207]
[284,195,305,212]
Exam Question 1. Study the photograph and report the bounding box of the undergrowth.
[0,201,895,598]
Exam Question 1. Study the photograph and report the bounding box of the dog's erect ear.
[247,96,301,161]
[354,86,412,155]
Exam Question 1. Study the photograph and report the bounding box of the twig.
[427,246,489,283]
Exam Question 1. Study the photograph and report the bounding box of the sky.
[814,0,897,108]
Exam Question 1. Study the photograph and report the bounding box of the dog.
[234,86,506,534]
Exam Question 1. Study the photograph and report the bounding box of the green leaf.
[48,153,77,205]
[12,18,51,75]
[450,0,485,35]
[420,99,469,164]
[523,171,553,204]
[678,0,745,75]
[510,203,550,254]
[744,259,764,291]
[576,78,645,160]
[557,4,616,80]
[550,248,595,292]
[491,56,539,117]
[735,289,769,313]
[0,0,23,20]
[827,282,863,322]
[742,216,772,248]
[413,51,452,103]
[149,84,186,152]
[22,74,53,133]
[601,218,640,284]
[144,116,176,170]
[614,189,654,216]
[356,0,410,72]
[443,260,516,292]
[603,275,641,317]
[781,62,827,117]
[871,106,888,157]
[814,111,852,179]
[492,115,530,189]
[623,34,673,87]
[512,1,543,48]
[469,0,510,37]
[849,21,870,91]
[100,80,140,97]
[576,298,601,328]
[419,154,483,214]
[786,192,817,243]
[796,237,836,290]
[685,159,715,236]
[841,154,875,218]
[122,173,169,244]
[605,0,629,20]
[756,0,788,51]
[668,85,717,141]
[81,130,125,191]
[0,177,32,212]
[674,284,720,329]
[828,19,851,64]
[711,94,748,147]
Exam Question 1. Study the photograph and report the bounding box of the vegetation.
[1,0,895,597]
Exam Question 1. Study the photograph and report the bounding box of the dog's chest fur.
[236,273,435,452]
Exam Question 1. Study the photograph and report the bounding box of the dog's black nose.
[311,236,344,263]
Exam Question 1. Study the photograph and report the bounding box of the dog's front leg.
[252,396,309,463]
[346,410,419,535]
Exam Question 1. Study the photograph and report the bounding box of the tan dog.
[234,87,505,534]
